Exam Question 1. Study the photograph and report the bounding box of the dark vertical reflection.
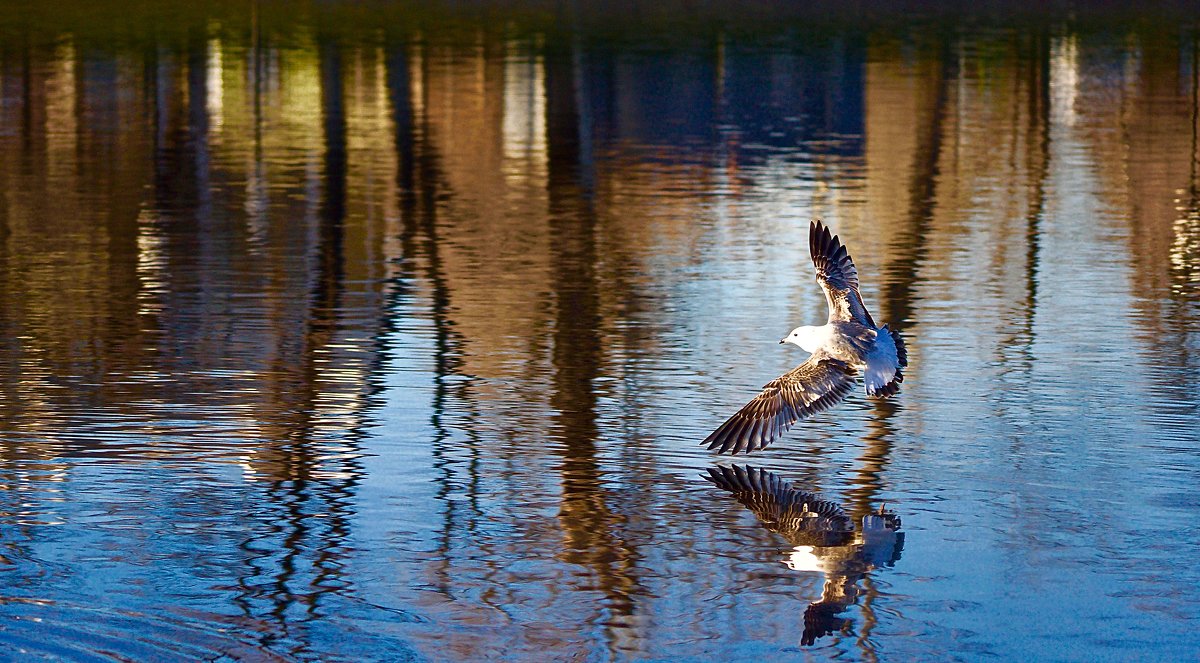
[96,72,144,362]
[0,21,37,578]
[849,31,953,521]
[876,34,953,329]
[247,2,268,235]
[994,30,1051,425]
[1021,31,1050,363]
[317,38,346,273]
[382,38,486,601]
[545,30,643,652]
[1154,26,1200,407]
[845,395,899,661]
[846,33,954,658]
[19,35,33,154]
[1193,27,1200,208]
[849,402,899,524]
[230,35,365,657]
[186,27,212,226]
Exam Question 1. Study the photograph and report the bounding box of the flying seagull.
[702,220,908,454]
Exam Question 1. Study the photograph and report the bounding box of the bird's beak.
[779,339,786,344]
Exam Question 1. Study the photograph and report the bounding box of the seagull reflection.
[702,465,903,646]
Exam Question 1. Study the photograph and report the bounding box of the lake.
[0,2,1198,661]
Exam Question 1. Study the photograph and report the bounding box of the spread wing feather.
[702,355,857,455]
[871,325,907,398]
[702,465,853,546]
[810,220,876,327]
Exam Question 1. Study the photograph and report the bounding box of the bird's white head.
[780,325,822,352]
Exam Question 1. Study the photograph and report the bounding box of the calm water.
[0,4,1198,661]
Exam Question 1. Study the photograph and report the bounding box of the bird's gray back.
[820,321,878,364]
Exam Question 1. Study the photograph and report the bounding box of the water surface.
[0,4,1198,661]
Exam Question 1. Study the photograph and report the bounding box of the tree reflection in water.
[0,3,1198,660]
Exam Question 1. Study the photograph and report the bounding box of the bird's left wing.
[702,354,857,455]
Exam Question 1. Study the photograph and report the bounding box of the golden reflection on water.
[0,6,1197,660]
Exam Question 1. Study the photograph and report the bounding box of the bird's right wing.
[702,355,857,455]
[702,465,850,541]
[810,220,875,326]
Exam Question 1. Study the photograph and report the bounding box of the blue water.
[0,6,1197,661]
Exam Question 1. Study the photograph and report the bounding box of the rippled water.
[1,4,1198,661]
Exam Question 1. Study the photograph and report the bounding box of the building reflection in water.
[704,465,903,647]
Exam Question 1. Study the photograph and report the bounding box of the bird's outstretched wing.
[702,355,856,455]
[810,220,875,326]
[702,465,852,546]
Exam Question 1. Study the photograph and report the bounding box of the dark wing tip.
[809,219,833,249]
[703,356,858,455]
[701,406,791,455]
[890,325,909,368]
[872,369,904,398]
[808,220,859,292]
[809,219,836,264]
[701,384,799,455]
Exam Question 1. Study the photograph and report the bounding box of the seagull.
[702,465,904,646]
[702,220,908,454]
